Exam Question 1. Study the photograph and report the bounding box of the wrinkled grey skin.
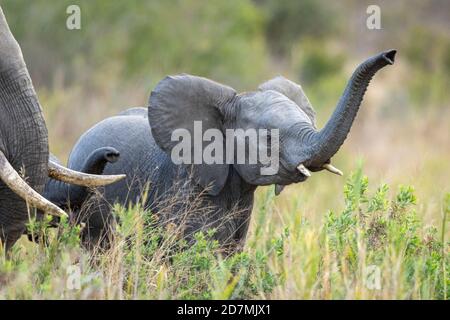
[65,50,396,252]
[0,8,49,250]
[44,147,120,212]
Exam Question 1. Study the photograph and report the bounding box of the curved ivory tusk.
[323,163,343,176]
[48,160,126,187]
[297,164,311,177]
[0,151,67,217]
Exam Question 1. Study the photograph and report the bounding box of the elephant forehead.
[238,90,313,127]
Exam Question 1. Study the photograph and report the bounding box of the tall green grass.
[0,167,448,299]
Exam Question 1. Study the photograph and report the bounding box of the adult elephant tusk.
[48,160,126,187]
[297,164,311,177]
[0,151,67,217]
[323,163,343,176]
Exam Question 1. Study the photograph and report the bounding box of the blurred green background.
[2,0,449,226]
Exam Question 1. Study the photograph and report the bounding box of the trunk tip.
[383,49,397,65]
[104,149,120,163]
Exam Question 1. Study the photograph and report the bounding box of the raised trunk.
[306,50,396,166]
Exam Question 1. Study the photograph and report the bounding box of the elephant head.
[0,7,124,250]
[148,50,396,196]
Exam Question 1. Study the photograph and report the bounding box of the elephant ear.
[149,74,237,196]
[258,76,316,128]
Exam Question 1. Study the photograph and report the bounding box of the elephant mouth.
[295,158,343,178]
[277,160,309,184]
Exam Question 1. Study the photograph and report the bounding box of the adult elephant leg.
[1,227,24,252]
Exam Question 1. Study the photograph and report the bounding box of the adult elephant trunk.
[305,50,396,167]
[45,147,122,210]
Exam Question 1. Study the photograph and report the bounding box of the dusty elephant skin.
[61,49,396,252]
[0,6,126,251]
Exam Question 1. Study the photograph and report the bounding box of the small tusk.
[0,151,67,217]
[296,164,311,177]
[48,161,126,187]
[323,163,343,176]
[274,184,285,196]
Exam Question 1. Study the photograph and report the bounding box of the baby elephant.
[62,50,396,252]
